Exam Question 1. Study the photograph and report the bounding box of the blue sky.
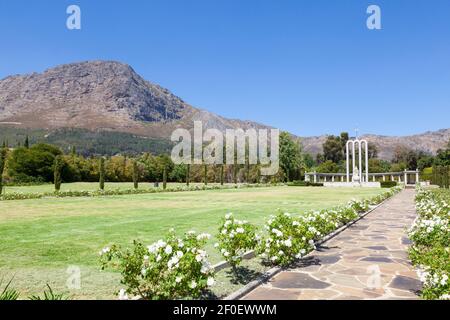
[0,0,449,137]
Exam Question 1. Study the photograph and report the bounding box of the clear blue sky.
[1,0,449,137]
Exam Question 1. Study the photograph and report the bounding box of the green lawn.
[0,185,384,299]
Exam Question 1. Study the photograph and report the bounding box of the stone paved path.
[243,189,422,300]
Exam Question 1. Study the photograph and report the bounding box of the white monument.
[346,139,369,184]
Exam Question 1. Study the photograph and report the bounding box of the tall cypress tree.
[99,157,105,190]
[204,164,208,186]
[132,160,139,189]
[163,166,167,190]
[220,164,224,185]
[0,148,7,195]
[186,164,190,186]
[53,155,63,192]
[24,135,29,149]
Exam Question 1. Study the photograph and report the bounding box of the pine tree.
[99,157,105,190]
[24,135,29,148]
[132,160,139,189]
[204,164,208,186]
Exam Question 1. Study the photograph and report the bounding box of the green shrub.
[380,181,397,188]
[287,181,324,187]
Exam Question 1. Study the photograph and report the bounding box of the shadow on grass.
[227,266,264,285]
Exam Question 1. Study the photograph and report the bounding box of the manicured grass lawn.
[0,185,384,299]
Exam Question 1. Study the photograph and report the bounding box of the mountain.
[0,61,268,139]
[0,60,448,158]
[301,129,450,160]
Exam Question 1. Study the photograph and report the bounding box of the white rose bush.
[409,187,450,300]
[258,212,316,266]
[100,229,215,300]
[216,213,258,270]
[98,187,402,299]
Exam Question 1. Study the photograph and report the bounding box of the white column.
[383,175,386,182]
[358,141,362,181]
[416,169,420,184]
[341,175,344,182]
[365,141,369,183]
[314,172,317,183]
[391,175,394,181]
[346,142,350,183]
[352,142,356,180]
[398,175,402,182]
[404,170,408,185]
[332,175,335,182]
[372,175,375,182]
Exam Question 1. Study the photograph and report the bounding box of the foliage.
[287,181,323,187]
[0,277,20,300]
[99,157,105,190]
[132,160,139,189]
[0,183,281,201]
[0,147,7,195]
[279,132,303,182]
[409,188,450,300]
[316,160,341,173]
[53,155,64,191]
[216,213,258,268]
[28,284,70,300]
[8,143,62,182]
[380,181,398,188]
[258,212,316,266]
[100,229,215,300]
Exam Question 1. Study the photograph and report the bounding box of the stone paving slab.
[243,189,422,300]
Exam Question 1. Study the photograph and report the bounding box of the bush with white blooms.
[258,212,316,266]
[409,187,449,300]
[216,213,258,269]
[100,229,215,300]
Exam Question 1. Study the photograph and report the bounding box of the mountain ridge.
[0,60,448,159]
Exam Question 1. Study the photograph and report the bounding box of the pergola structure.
[305,169,420,187]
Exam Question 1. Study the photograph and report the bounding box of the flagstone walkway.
[243,189,422,300]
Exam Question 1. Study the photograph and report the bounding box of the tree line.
[0,132,305,190]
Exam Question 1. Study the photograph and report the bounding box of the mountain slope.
[0,61,268,138]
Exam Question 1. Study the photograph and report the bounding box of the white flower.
[225,213,233,219]
[207,277,215,286]
[118,289,128,300]
[175,276,183,283]
[189,280,197,289]
[236,227,245,234]
[196,233,211,240]
[165,245,173,255]
[99,247,110,256]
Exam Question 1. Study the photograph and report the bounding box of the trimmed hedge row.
[0,183,284,201]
